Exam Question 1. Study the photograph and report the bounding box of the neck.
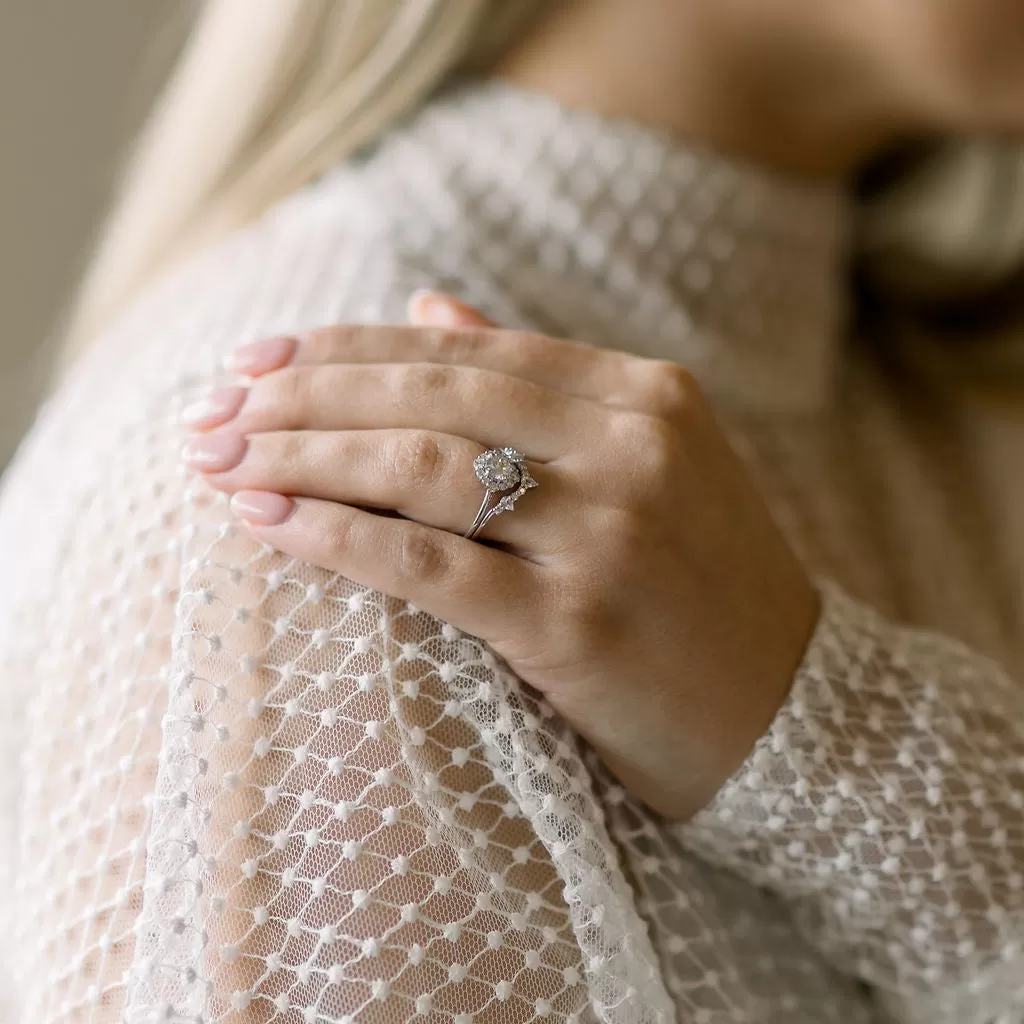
[495,0,905,180]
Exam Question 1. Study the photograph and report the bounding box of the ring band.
[464,447,538,540]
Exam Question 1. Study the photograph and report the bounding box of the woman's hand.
[181,293,819,819]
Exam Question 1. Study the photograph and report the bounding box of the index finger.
[228,323,650,408]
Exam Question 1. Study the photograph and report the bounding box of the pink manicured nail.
[230,491,295,525]
[180,386,248,429]
[181,432,248,472]
[407,290,463,327]
[225,335,299,376]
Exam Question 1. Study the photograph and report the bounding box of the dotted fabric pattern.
[0,82,1021,1024]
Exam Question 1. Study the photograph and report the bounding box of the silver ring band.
[464,447,538,540]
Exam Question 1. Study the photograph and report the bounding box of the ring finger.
[184,427,574,550]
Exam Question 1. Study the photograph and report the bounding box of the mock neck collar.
[359,80,850,415]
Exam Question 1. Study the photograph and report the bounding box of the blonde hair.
[64,0,549,354]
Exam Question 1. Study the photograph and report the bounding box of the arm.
[132,516,593,1023]
[0,231,598,1022]
[680,579,1024,1018]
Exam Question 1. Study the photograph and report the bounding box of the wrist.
[677,572,822,822]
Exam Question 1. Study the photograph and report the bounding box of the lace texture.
[0,82,1020,1024]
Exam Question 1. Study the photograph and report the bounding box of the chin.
[916,8,1024,135]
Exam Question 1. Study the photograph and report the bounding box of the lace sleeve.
[679,580,1024,1023]
[0,214,633,1022]
[121,463,659,1024]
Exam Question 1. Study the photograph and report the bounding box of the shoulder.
[97,178,438,388]
[72,149,533,403]
[0,178,427,558]
[32,171,483,451]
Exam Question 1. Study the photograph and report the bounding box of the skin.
[181,0,1024,818]
[495,0,1024,176]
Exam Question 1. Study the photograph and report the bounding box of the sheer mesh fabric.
[0,82,1021,1024]
[683,584,1024,1024]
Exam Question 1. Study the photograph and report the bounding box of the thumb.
[407,290,496,328]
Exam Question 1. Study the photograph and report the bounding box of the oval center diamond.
[474,449,522,492]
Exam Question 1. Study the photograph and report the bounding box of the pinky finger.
[229,490,543,642]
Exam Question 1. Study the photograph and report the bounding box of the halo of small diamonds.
[473,448,524,492]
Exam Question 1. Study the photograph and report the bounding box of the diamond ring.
[464,447,538,540]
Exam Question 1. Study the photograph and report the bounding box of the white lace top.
[1,81,1022,1024]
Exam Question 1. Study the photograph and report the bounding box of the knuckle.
[615,413,678,484]
[397,527,448,583]
[462,367,499,408]
[276,429,304,460]
[324,512,357,560]
[263,365,307,413]
[388,431,445,488]
[639,421,679,483]
[253,430,301,471]
[595,415,681,511]
[641,360,704,418]
[431,327,483,360]
[303,325,351,361]
[395,363,453,406]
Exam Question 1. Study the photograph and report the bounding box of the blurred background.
[0,1,191,468]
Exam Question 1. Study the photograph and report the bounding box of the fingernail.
[225,335,298,376]
[407,290,463,327]
[181,432,248,472]
[180,386,248,428]
[230,490,295,525]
